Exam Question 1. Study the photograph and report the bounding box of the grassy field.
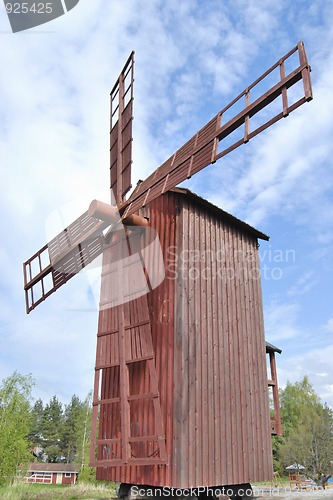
[0,481,117,499]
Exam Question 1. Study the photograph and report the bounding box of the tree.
[62,394,85,463]
[62,392,93,467]
[29,398,44,459]
[41,395,64,462]
[77,392,94,481]
[0,372,35,485]
[26,391,94,469]
[280,376,321,437]
[278,376,333,486]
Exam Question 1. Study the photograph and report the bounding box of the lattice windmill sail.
[24,42,312,488]
[110,51,134,207]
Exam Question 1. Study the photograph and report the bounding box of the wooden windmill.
[24,42,312,498]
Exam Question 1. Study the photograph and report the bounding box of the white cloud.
[324,318,333,334]
[277,345,333,407]
[287,270,316,298]
[264,301,302,342]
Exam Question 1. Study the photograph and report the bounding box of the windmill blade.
[110,51,135,206]
[23,52,136,314]
[23,210,116,314]
[121,41,312,219]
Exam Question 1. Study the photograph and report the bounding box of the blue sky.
[0,0,333,407]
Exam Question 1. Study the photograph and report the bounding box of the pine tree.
[41,396,64,462]
[62,392,93,466]
[29,398,44,458]
[62,395,85,463]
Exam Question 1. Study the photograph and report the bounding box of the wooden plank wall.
[172,194,273,487]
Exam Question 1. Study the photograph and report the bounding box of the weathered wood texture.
[95,189,273,487]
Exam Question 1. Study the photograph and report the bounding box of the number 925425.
[5,3,53,14]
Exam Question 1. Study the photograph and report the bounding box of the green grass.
[0,481,117,499]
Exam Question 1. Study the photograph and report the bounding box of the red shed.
[90,188,281,494]
[23,463,79,485]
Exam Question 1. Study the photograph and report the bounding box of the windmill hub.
[88,199,120,224]
[88,199,149,227]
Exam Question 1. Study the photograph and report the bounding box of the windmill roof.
[171,187,269,241]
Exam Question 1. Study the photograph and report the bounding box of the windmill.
[23,42,312,498]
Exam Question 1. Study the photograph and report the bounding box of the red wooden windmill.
[24,43,312,498]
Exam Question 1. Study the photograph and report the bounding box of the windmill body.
[23,43,312,497]
[91,187,280,491]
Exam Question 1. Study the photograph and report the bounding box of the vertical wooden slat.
[298,40,313,101]
[233,230,246,482]
[270,352,282,436]
[280,61,289,117]
[253,242,272,479]
[244,235,256,481]
[90,368,100,464]
[118,302,130,463]
[244,90,250,142]
[211,216,220,483]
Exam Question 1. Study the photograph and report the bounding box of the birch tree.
[279,376,333,486]
[0,372,34,485]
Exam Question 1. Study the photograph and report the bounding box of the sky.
[0,0,333,409]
